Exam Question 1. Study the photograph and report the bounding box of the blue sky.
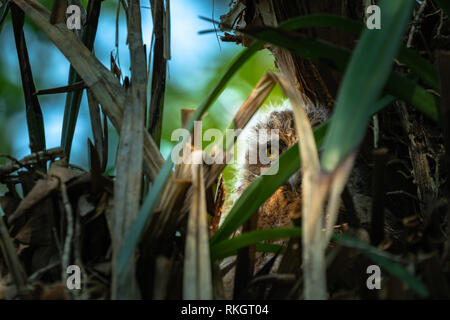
[1,0,240,166]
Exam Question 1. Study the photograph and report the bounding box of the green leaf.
[209,9,429,298]
[372,95,396,114]
[222,243,286,261]
[277,14,438,91]
[211,227,301,261]
[241,14,439,122]
[116,42,262,276]
[278,14,362,33]
[333,233,429,297]
[321,0,415,172]
[397,46,439,92]
[211,227,428,297]
[254,243,285,254]
[385,72,440,120]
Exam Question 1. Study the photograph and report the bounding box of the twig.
[28,261,60,281]
[60,182,74,296]
[0,154,27,171]
[0,147,63,177]
[34,81,86,96]
[407,0,428,48]
[211,0,220,50]
[434,9,446,39]
[386,190,420,202]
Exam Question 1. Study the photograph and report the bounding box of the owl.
[220,101,330,297]
[240,108,300,231]
[237,100,330,232]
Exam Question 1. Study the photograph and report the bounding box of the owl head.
[238,99,329,187]
[233,100,330,225]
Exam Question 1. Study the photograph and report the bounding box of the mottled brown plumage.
[241,109,299,231]
[239,103,329,231]
[220,102,330,297]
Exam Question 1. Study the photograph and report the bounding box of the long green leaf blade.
[277,14,438,91]
[211,227,428,297]
[240,14,439,122]
[334,233,429,297]
[321,0,415,171]
[386,72,440,120]
[211,227,301,260]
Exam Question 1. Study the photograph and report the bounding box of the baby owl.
[220,101,330,297]
[236,100,330,231]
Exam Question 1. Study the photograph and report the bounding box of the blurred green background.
[0,0,283,185]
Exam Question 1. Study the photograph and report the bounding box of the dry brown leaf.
[8,164,82,224]
[14,204,53,246]
[8,178,58,224]
[48,163,84,183]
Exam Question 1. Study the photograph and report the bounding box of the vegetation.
[0,0,449,300]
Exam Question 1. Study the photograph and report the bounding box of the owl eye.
[266,143,278,159]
